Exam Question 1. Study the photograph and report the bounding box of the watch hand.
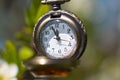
[51,27,56,35]
[54,38,70,42]
[61,39,70,42]
[51,27,60,41]
[55,29,59,37]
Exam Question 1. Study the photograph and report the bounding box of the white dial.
[40,20,77,59]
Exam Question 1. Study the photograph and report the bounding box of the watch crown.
[41,0,70,4]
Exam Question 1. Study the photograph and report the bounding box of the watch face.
[40,19,77,59]
[34,10,87,60]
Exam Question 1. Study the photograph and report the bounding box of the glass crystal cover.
[40,19,77,59]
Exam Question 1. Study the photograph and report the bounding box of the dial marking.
[45,31,50,35]
[40,20,77,59]
[67,28,71,33]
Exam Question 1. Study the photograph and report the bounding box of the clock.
[33,10,87,60]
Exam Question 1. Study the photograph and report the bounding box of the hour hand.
[51,27,60,41]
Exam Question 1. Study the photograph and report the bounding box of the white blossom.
[0,60,18,80]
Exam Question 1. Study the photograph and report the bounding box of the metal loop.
[41,0,70,4]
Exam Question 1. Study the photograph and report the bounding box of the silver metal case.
[33,10,87,60]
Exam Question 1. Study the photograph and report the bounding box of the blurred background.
[0,0,120,80]
[0,0,27,49]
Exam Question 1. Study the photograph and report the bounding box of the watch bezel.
[33,10,87,60]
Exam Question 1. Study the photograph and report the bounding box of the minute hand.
[51,27,60,40]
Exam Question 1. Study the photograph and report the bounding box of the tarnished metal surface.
[23,56,79,78]
[41,0,70,4]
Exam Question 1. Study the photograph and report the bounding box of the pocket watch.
[33,0,87,60]
[23,0,87,78]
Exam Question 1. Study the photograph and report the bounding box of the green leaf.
[25,9,35,27]
[25,0,50,28]
[35,4,50,22]
[5,40,18,64]
[15,32,31,46]
[25,0,39,27]
[19,46,34,60]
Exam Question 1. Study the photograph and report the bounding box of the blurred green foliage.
[0,0,50,79]
[15,0,49,46]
